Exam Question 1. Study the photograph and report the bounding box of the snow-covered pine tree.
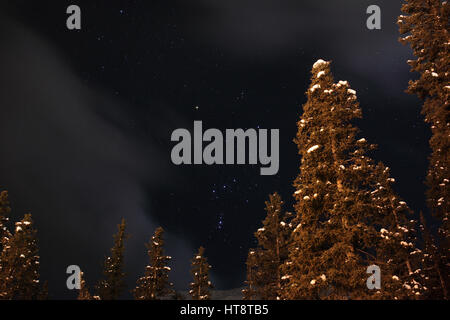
[96,218,128,300]
[371,166,425,300]
[253,193,291,299]
[78,271,92,300]
[281,60,423,300]
[419,212,447,299]
[0,190,12,252]
[242,248,261,300]
[0,214,41,299]
[189,246,213,300]
[134,227,173,300]
[398,0,449,299]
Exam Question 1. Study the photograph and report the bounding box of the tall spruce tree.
[398,0,449,299]
[134,227,173,300]
[0,214,42,299]
[189,246,213,300]
[281,60,423,300]
[96,218,128,300]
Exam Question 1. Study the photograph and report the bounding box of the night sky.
[0,0,430,298]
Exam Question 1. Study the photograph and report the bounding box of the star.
[236,89,246,101]
[217,214,224,230]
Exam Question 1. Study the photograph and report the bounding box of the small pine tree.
[374,193,425,300]
[78,271,92,300]
[253,193,291,299]
[134,227,173,300]
[189,246,213,300]
[38,281,49,300]
[242,249,260,300]
[0,190,12,252]
[96,218,128,300]
[0,214,42,299]
[398,0,449,299]
[419,212,448,299]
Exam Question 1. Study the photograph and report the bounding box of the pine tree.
[38,281,48,300]
[134,227,173,300]
[189,246,213,300]
[252,193,291,299]
[373,182,425,300]
[0,190,12,252]
[78,271,92,300]
[281,60,423,300]
[398,0,449,299]
[0,214,42,299]
[242,249,260,300]
[96,218,128,300]
[419,212,447,299]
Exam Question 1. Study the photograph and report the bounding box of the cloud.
[181,0,412,95]
[0,15,192,297]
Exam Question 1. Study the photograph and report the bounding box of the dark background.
[0,0,429,298]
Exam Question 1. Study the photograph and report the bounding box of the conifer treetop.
[0,213,42,299]
[398,0,449,298]
[189,246,213,300]
[78,271,92,300]
[134,226,173,300]
[0,190,12,250]
[96,218,128,300]
[283,60,423,299]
